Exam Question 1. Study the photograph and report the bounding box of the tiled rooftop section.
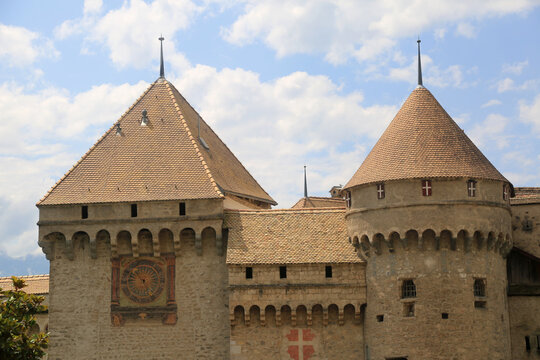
[0,274,49,295]
[225,208,361,264]
[345,87,508,189]
[291,196,346,209]
[38,79,275,206]
[511,187,540,205]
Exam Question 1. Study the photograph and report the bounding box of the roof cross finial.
[304,165,308,198]
[159,35,165,78]
[417,37,423,87]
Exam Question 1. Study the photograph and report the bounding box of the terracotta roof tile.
[291,196,346,209]
[38,79,275,205]
[345,87,508,189]
[225,208,361,264]
[511,187,540,205]
[0,274,49,294]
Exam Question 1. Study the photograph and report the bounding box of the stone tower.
[37,66,275,357]
[343,84,514,359]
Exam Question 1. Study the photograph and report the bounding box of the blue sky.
[1,0,539,276]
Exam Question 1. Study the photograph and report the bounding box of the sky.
[0,0,539,276]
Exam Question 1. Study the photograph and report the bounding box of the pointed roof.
[344,86,508,190]
[38,79,276,206]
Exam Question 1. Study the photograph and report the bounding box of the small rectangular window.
[179,202,186,216]
[376,314,384,322]
[474,300,486,308]
[401,279,416,298]
[442,313,449,319]
[467,180,476,197]
[131,203,138,217]
[503,184,509,201]
[474,278,486,297]
[245,267,253,279]
[525,336,531,351]
[377,183,385,199]
[345,191,351,208]
[325,265,333,278]
[81,205,88,219]
[422,180,432,196]
[279,266,287,279]
[403,302,415,317]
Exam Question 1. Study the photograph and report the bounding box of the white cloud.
[455,22,476,38]
[0,24,59,67]
[56,0,200,69]
[434,28,447,39]
[519,93,540,134]
[84,0,103,14]
[481,99,502,108]
[496,77,539,93]
[468,113,510,149]
[502,60,528,75]
[221,0,539,63]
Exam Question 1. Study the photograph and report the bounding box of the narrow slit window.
[279,266,287,279]
[345,191,351,208]
[325,265,333,278]
[525,336,531,351]
[179,202,186,216]
[401,279,416,298]
[474,279,486,297]
[536,335,540,350]
[131,204,138,217]
[422,180,432,196]
[377,183,385,199]
[245,267,253,279]
[467,180,476,197]
[503,184,509,201]
[81,205,88,219]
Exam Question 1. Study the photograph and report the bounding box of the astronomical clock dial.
[121,258,165,304]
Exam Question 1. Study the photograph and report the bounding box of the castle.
[36,41,540,359]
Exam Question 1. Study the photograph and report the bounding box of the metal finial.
[417,38,423,87]
[304,165,308,198]
[159,35,165,78]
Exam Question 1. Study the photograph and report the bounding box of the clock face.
[120,258,165,304]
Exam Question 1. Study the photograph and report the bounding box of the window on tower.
[474,279,486,297]
[467,180,476,197]
[401,279,416,298]
[377,183,385,199]
[421,180,432,196]
[345,191,351,208]
[503,184,509,201]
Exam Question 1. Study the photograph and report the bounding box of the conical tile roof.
[344,86,508,190]
[38,78,276,206]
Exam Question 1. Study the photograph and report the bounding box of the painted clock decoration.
[110,254,177,326]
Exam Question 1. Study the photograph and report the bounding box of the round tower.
[344,84,513,359]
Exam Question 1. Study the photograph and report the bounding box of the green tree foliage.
[0,276,48,360]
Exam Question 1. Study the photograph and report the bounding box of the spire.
[417,38,423,87]
[159,35,165,78]
[304,165,308,198]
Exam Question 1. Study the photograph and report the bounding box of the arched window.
[401,279,416,298]
[474,279,486,297]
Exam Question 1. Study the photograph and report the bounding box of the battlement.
[351,227,512,259]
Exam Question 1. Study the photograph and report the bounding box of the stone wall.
[40,200,230,360]
[508,296,540,359]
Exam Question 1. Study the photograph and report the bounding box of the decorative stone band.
[230,303,365,327]
[350,228,512,260]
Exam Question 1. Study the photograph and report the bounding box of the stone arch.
[117,231,132,256]
[486,232,496,251]
[201,227,217,253]
[137,229,153,255]
[372,233,385,254]
[387,231,401,252]
[422,229,436,251]
[457,230,470,252]
[405,229,419,250]
[69,231,90,260]
[234,305,245,326]
[40,232,65,260]
[281,305,292,325]
[159,228,174,254]
[180,228,196,252]
[440,230,453,250]
[328,304,339,325]
[360,235,370,258]
[249,305,260,326]
[344,304,355,324]
[312,304,323,327]
[496,232,504,252]
[265,305,276,326]
[296,305,307,327]
[473,231,484,251]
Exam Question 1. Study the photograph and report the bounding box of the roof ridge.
[164,81,224,199]
[225,207,345,214]
[166,82,275,204]
[37,81,156,205]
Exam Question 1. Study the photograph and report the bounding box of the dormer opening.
[141,109,149,126]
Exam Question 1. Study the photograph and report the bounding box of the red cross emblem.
[286,329,315,360]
